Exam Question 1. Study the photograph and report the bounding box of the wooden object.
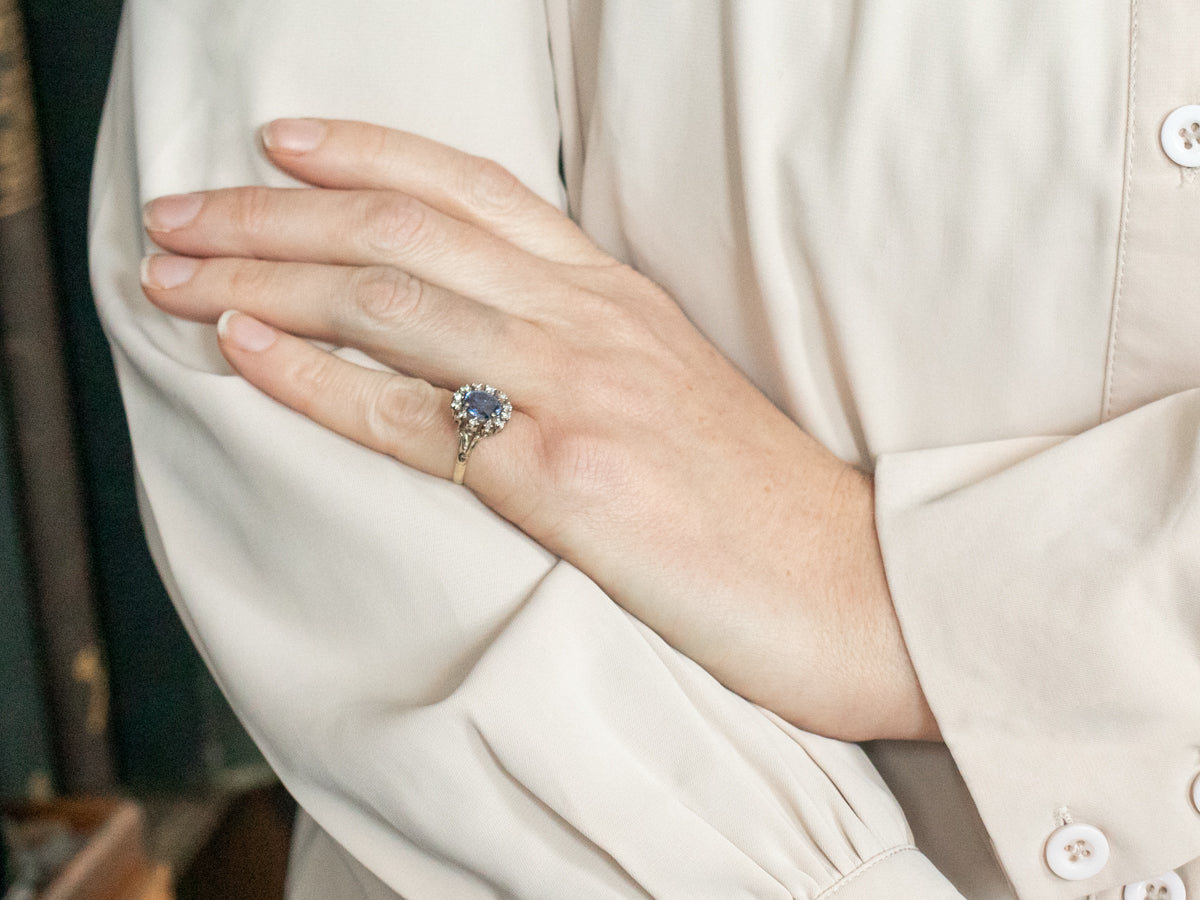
[6,797,174,900]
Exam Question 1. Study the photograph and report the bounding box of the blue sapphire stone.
[464,389,501,423]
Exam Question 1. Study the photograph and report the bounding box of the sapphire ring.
[450,384,512,484]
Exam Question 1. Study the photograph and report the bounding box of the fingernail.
[141,254,199,289]
[261,118,326,153]
[143,193,203,232]
[218,310,277,352]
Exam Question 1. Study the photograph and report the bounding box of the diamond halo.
[451,384,513,436]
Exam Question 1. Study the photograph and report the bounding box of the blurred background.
[1,2,290,896]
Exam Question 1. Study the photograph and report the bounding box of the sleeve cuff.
[874,403,1200,898]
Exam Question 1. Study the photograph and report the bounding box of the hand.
[141,118,938,742]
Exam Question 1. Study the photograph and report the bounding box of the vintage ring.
[450,384,512,485]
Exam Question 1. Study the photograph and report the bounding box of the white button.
[1161,105,1200,167]
[1045,822,1110,881]
[1124,871,1186,900]
[1192,773,1200,815]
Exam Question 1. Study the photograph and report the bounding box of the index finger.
[260,118,612,268]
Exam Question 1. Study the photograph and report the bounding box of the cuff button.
[1045,822,1110,881]
[1123,871,1186,900]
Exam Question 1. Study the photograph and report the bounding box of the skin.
[140,117,940,743]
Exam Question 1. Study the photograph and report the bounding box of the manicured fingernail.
[261,118,326,153]
[218,310,277,352]
[141,254,199,289]
[143,193,203,232]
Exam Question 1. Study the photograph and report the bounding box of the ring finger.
[141,253,533,390]
[214,310,531,494]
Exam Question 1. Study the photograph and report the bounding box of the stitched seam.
[1102,0,1139,422]
[813,845,920,899]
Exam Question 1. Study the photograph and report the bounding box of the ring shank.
[453,431,476,485]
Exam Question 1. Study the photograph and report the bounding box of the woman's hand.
[141,118,937,742]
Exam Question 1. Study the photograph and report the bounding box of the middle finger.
[143,186,558,308]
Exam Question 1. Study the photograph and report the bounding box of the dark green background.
[19,0,262,791]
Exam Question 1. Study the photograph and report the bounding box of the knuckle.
[565,284,632,333]
[362,126,396,173]
[230,186,277,238]
[350,266,425,326]
[359,193,429,257]
[287,354,339,411]
[226,259,275,300]
[538,430,627,502]
[461,156,524,217]
[364,378,441,450]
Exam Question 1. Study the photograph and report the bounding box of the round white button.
[1192,773,1200,815]
[1124,871,1186,900]
[1045,822,1110,881]
[1161,105,1200,167]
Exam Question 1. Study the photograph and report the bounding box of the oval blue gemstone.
[464,390,501,422]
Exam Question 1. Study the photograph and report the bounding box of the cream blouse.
[90,2,1199,898]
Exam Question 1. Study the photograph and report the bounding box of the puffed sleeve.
[89,3,963,897]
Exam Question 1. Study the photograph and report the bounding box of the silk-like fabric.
[89,2,1199,898]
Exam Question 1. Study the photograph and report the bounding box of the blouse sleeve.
[876,399,1200,899]
[90,3,961,897]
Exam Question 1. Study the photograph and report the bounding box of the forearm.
[616,426,938,743]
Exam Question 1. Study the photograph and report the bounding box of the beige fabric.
[284,811,963,900]
[88,2,1198,898]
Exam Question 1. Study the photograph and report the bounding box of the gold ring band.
[452,431,477,485]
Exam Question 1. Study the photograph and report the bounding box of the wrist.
[831,467,940,741]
